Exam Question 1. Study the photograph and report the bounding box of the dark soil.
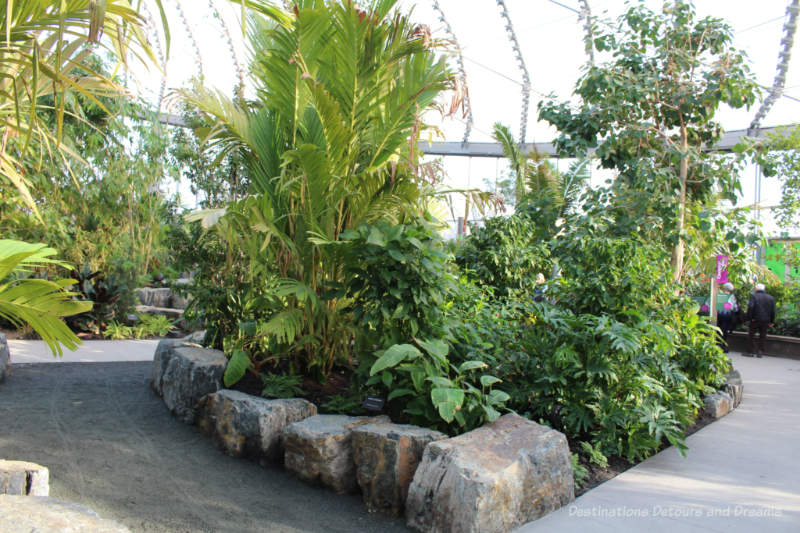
[232,366,358,412]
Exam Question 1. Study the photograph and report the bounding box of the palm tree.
[182,0,453,380]
[0,0,165,218]
[0,1,165,353]
[492,122,562,207]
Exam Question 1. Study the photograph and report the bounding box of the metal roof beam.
[155,114,788,158]
[419,126,786,158]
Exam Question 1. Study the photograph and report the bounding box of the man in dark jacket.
[747,283,776,357]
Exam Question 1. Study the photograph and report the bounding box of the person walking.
[746,283,776,357]
[716,282,738,352]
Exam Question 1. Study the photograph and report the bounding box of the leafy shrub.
[340,219,509,433]
[456,201,553,295]
[572,453,589,489]
[322,393,366,415]
[103,321,134,340]
[66,260,140,334]
[136,314,175,338]
[260,373,303,399]
[102,314,174,339]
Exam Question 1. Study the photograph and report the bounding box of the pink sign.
[716,255,729,284]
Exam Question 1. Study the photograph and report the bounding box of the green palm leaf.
[0,240,92,356]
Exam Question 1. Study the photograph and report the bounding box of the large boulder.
[406,414,574,533]
[0,460,48,496]
[136,287,172,308]
[197,389,317,462]
[152,339,227,424]
[284,414,389,493]
[0,496,130,532]
[0,333,8,382]
[724,369,743,409]
[352,423,447,515]
[704,391,733,419]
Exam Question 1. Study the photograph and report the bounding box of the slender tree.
[540,0,757,280]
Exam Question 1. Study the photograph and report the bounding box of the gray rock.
[0,495,130,532]
[704,391,733,419]
[352,423,447,515]
[169,292,191,310]
[151,339,227,424]
[406,413,574,533]
[0,333,8,382]
[284,414,389,493]
[135,305,184,320]
[724,369,743,409]
[0,460,48,496]
[197,390,317,462]
[136,287,172,308]
[182,330,207,345]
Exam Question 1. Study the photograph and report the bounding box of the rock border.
[703,368,744,420]
[153,351,742,529]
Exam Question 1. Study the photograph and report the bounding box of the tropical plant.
[539,0,758,281]
[492,123,562,208]
[455,204,553,296]
[136,313,175,337]
[339,219,508,433]
[103,321,134,340]
[742,125,800,230]
[0,0,166,217]
[0,240,92,355]
[182,0,453,382]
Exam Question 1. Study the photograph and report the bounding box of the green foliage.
[181,0,452,383]
[539,0,758,280]
[103,321,134,340]
[456,204,553,295]
[0,0,164,217]
[340,219,508,433]
[322,393,365,415]
[1,81,179,333]
[137,314,175,338]
[572,453,589,489]
[580,441,609,469]
[743,126,800,229]
[0,240,92,355]
[260,373,304,399]
[102,314,174,340]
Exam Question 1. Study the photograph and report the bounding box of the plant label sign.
[716,255,729,284]
[362,396,386,412]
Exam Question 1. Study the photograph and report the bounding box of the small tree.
[540,0,757,280]
[744,126,800,231]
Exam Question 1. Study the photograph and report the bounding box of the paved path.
[8,339,159,363]
[0,359,406,533]
[518,352,800,532]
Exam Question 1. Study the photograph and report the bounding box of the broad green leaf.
[370,344,421,376]
[387,388,415,401]
[223,349,252,387]
[480,375,502,388]
[458,360,488,373]
[430,387,465,423]
[417,338,449,363]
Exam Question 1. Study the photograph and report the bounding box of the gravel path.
[0,362,408,533]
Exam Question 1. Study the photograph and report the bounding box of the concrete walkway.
[8,339,159,364]
[518,352,800,532]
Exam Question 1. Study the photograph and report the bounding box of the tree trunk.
[671,124,689,281]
